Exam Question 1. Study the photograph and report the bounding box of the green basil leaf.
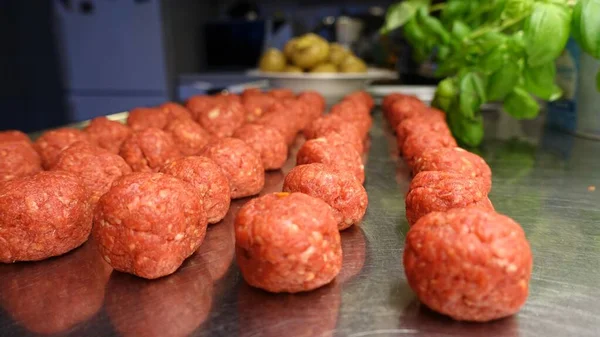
[524,2,571,67]
[572,0,600,58]
[477,32,507,51]
[418,9,451,44]
[503,87,540,119]
[433,77,457,112]
[451,21,471,40]
[523,62,562,100]
[502,0,534,20]
[479,46,508,74]
[442,0,471,25]
[437,46,451,61]
[448,104,485,147]
[404,17,427,45]
[487,62,520,101]
[459,72,487,119]
[380,2,419,34]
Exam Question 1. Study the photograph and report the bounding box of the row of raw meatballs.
[0,89,324,271]
[235,91,374,293]
[382,93,533,323]
[0,89,369,282]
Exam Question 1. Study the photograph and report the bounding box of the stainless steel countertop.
[1,110,599,337]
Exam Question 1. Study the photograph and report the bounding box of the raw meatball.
[297,134,365,184]
[84,116,133,154]
[297,90,326,121]
[34,127,93,169]
[344,91,374,110]
[0,130,31,144]
[255,108,300,146]
[0,141,42,182]
[413,147,492,193]
[283,163,368,230]
[0,242,111,335]
[233,124,288,170]
[279,98,315,130]
[199,138,264,199]
[404,208,533,322]
[214,93,242,104]
[395,110,449,148]
[165,118,211,156]
[235,192,342,293]
[402,131,457,168]
[158,102,193,120]
[382,93,405,114]
[186,95,217,120]
[405,171,494,226]
[119,128,182,172]
[0,171,93,263]
[303,114,364,153]
[387,96,428,129]
[127,107,169,131]
[242,93,276,122]
[330,100,372,137]
[242,87,263,98]
[51,142,132,203]
[160,156,231,224]
[93,172,207,279]
[268,88,295,100]
[197,101,245,138]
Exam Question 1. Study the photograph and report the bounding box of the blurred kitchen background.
[0,0,441,132]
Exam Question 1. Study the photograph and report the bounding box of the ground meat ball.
[93,172,207,279]
[196,101,245,138]
[233,124,288,170]
[395,110,449,148]
[242,93,276,122]
[402,131,458,168]
[0,141,42,182]
[127,107,169,131]
[330,100,372,137]
[158,102,193,121]
[268,88,295,100]
[303,114,364,153]
[186,95,217,120]
[382,93,405,114]
[242,87,263,99]
[297,91,326,120]
[0,171,93,263]
[164,118,211,156]
[404,208,533,322]
[0,130,31,145]
[105,254,213,337]
[297,134,365,184]
[235,192,342,293]
[255,108,300,146]
[344,91,374,110]
[119,128,182,172]
[214,93,242,104]
[84,117,133,154]
[199,138,264,199]
[283,163,368,230]
[0,241,111,335]
[51,142,132,203]
[160,156,231,224]
[34,127,93,169]
[388,96,428,129]
[405,171,494,226]
[413,147,492,193]
[286,98,315,130]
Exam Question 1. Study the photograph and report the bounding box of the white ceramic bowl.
[246,68,398,104]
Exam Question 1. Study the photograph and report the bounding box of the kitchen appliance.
[52,0,211,122]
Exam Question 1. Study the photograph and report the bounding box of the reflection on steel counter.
[0,240,111,335]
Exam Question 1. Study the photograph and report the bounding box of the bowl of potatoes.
[247,33,397,103]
